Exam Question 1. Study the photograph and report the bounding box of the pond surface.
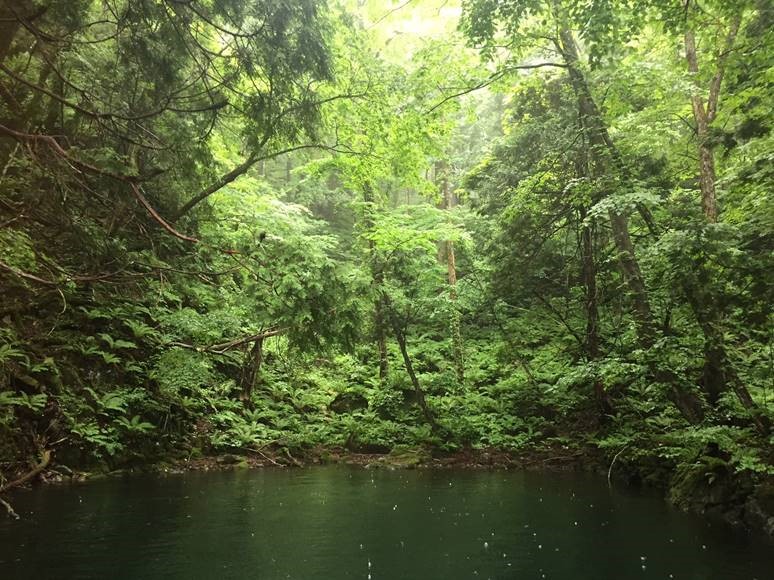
[0,466,771,579]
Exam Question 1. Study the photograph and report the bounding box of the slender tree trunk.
[683,10,740,222]
[440,163,465,383]
[239,336,264,402]
[374,282,389,382]
[387,306,437,430]
[363,181,389,383]
[446,240,464,383]
[684,29,719,222]
[607,210,656,341]
[579,210,612,414]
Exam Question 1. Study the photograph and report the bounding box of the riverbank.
[4,443,772,538]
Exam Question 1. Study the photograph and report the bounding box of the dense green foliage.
[1,0,772,525]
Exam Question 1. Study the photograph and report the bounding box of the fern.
[0,391,48,411]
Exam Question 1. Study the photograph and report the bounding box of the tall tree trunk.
[682,11,766,433]
[576,147,612,415]
[363,181,389,383]
[607,210,656,342]
[374,284,389,383]
[579,209,612,414]
[683,9,740,223]
[440,162,465,383]
[685,26,719,222]
[557,26,703,423]
[557,28,655,343]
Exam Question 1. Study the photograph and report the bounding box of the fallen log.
[0,449,52,520]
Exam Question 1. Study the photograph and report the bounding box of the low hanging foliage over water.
[0,0,773,536]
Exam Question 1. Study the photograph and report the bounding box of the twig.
[0,496,19,520]
[283,447,303,467]
[240,446,281,466]
[607,444,630,488]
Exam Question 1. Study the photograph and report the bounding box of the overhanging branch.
[426,62,567,114]
[169,328,285,354]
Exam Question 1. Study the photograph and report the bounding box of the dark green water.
[0,467,771,579]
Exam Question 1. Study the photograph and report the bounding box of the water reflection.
[0,467,771,579]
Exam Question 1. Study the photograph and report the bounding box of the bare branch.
[425,62,567,114]
[169,328,285,354]
[0,123,198,242]
[0,258,57,286]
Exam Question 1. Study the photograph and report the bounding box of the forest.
[0,0,772,543]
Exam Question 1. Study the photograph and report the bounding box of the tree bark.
[375,287,389,383]
[239,336,264,403]
[684,279,769,435]
[440,163,465,383]
[579,210,612,414]
[557,25,703,423]
[387,305,437,430]
[363,181,389,383]
[682,11,765,431]
[557,28,656,343]
[683,10,740,223]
